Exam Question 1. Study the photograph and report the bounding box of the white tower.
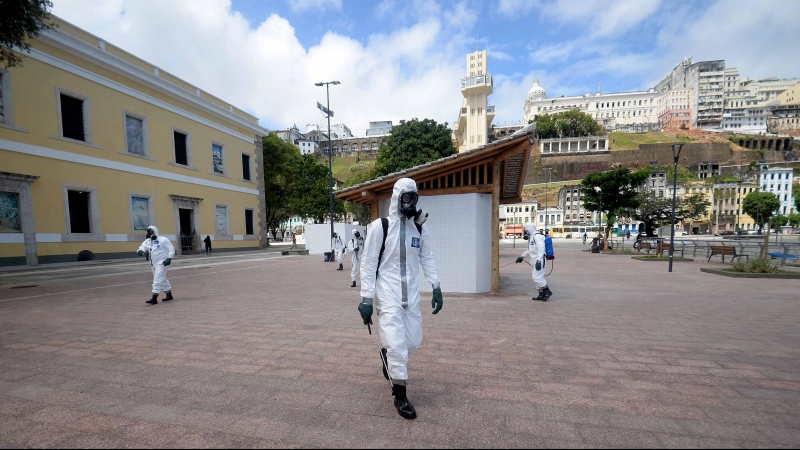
[453,50,494,152]
[523,79,547,124]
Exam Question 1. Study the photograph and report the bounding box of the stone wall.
[524,142,790,185]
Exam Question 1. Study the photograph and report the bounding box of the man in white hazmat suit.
[348,229,364,288]
[516,222,552,301]
[357,178,443,420]
[332,232,345,271]
[136,226,175,305]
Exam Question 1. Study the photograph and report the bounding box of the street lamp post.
[668,143,684,273]
[543,168,553,233]
[315,80,340,246]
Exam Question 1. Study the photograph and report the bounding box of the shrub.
[730,258,780,274]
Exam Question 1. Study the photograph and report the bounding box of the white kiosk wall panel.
[378,193,492,294]
[305,223,366,255]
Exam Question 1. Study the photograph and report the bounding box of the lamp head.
[332,81,340,85]
[315,82,324,86]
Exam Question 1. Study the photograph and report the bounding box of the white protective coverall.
[348,230,365,283]
[332,234,345,264]
[137,226,176,294]
[520,222,547,290]
[360,178,440,384]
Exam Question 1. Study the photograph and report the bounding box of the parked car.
[717,231,735,236]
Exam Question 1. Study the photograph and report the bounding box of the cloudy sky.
[51,0,800,135]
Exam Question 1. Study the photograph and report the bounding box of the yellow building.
[0,18,267,266]
[710,182,758,233]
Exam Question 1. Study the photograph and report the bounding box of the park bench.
[707,245,748,263]
[637,242,653,254]
[660,242,684,258]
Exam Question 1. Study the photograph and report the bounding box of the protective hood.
[524,222,537,236]
[352,229,359,237]
[389,178,418,222]
[147,225,159,238]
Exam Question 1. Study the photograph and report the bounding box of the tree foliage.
[533,109,603,139]
[581,168,650,248]
[343,168,375,225]
[262,133,301,242]
[742,191,781,228]
[290,154,345,224]
[771,214,789,229]
[788,212,800,228]
[628,193,710,237]
[1,0,55,68]
[373,118,455,177]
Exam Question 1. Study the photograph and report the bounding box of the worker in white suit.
[348,229,364,288]
[136,225,175,305]
[516,222,552,301]
[332,232,345,271]
[357,178,442,420]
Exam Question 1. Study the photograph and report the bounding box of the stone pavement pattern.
[1,244,799,448]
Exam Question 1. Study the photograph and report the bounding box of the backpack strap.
[376,218,388,277]
[415,222,422,235]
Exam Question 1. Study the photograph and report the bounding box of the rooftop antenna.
[598,81,602,93]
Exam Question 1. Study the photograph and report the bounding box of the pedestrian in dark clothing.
[204,236,212,255]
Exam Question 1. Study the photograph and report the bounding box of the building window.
[63,186,99,234]
[212,142,225,175]
[57,89,91,143]
[539,215,543,223]
[0,192,21,232]
[0,69,12,126]
[124,112,148,156]
[241,153,252,181]
[245,209,254,236]
[173,129,190,166]
[215,205,229,234]
[129,195,153,233]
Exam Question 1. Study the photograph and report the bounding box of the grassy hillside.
[329,156,376,182]
[609,132,693,150]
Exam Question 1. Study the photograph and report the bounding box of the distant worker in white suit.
[332,232,345,271]
[516,222,552,301]
[136,226,175,305]
[348,229,364,288]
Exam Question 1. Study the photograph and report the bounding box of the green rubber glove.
[137,250,144,256]
[432,288,443,315]
[358,299,373,325]
[515,256,523,264]
[535,260,542,271]
[164,258,172,266]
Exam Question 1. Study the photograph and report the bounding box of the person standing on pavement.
[204,235,212,255]
[332,232,345,270]
[357,178,443,420]
[582,232,587,245]
[517,222,552,301]
[137,226,175,305]
[290,233,297,250]
[348,229,364,288]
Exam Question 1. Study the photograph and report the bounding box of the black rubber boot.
[163,291,174,301]
[338,263,343,271]
[351,281,357,288]
[146,294,158,305]
[533,290,545,301]
[392,384,416,420]
[541,286,552,301]
[380,348,389,381]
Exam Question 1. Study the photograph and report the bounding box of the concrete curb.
[632,256,694,262]
[700,268,800,279]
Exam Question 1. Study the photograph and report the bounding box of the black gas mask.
[523,232,530,241]
[399,191,428,226]
[146,227,157,241]
[354,231,361,239]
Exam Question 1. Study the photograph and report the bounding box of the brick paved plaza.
[1,245,799,448]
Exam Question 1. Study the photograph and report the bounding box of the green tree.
[683,193,711,234]
[772,214,789,230]
[533,110,603,139]
[373,118,455,177]
[795,194,800,213]
[788,212,800,228]
[262,133,301,243]
[664,164,698,183]
[742,191,781,230]
[627,193,709,237]
[290,154,345,224]
[343,168,375,225]
[1,0,55,68]
[581,167,650,250]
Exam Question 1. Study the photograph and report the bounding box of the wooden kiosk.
[336,125,535,293]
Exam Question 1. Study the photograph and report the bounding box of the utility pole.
[543,168,553,233]
[315,80,340,245]
[669,143,684,273]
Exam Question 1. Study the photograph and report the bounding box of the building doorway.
[179,208,193,252]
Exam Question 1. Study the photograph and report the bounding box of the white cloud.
[50,0,467,135]
[488,49,515,62]
[497,0,539,18]
[287,0,342,14]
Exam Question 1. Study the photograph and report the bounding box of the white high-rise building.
[760,167,795,216]
[453,50,495,152]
